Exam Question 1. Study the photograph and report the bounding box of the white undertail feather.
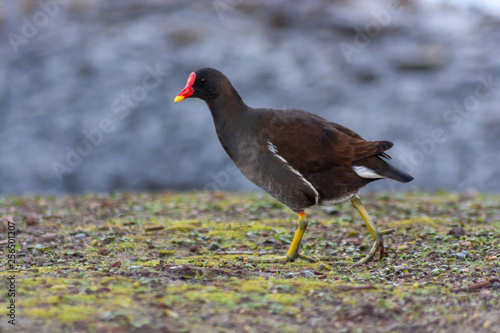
[267,141,320,205]
[352,166,386,179]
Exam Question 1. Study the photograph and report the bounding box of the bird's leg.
[245,211,317,263]
[349,195,394,265]
[286,211,317,262]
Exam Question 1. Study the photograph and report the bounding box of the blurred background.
[0,0,499,195]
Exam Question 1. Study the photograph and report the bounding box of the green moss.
[23,305,99,323]
[265,293,304,305]
[234,277,270,293]
[2,191,499,332]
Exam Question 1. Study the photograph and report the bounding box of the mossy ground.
[0,191,499,332]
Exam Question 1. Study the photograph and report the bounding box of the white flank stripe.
[353,166,386,179]
[268,141,320,205]
[285,163,320,205]
[267,141,278,154]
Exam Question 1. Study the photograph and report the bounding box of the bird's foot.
[242,253,333,271]
[337,229,394,266]
[243,253,318,264]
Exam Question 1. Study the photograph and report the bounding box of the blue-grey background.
[1,0,499,194]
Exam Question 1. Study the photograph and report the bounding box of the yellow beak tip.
[174,95,185,103]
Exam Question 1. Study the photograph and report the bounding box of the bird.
[174,68,413,265]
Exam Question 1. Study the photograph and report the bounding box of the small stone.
[431,268,441,275]
[110,261,121,268]
[189,244,202,253]
[261,239,275,245]
[394,265,408,272]
[455,251,468,260]
[206,242,220,251]
[302,270,316,278]
[322,207,338,215]
[308,316,324,327]
[0,216,14,233]
[165,309,179,319]
[74,233,87,239]
[42,233,57,242]
[448,226,465,238]
[23,216,39,226]
[345,238,362,245]
[97,248,109,255]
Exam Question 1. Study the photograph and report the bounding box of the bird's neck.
[204,86,250,160]
[205,85,248,123]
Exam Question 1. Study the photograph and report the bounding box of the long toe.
[243,253,322,265]
[244,255,292,264]
[379,229,394,236]
[354,236,385,266]
[297,253,319,263]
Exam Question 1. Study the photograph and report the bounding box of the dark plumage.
[175,67,413,265]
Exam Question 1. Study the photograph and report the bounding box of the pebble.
[74,233,87,239]
[308,316,324,327]
[431,268,441,275]
[448,226,465,238]
[322,207,338,215]
[206,242,220,251]
[41,233,57,242]
[394,265,411,272]
[302,270,316,278]
[490,282,500,289]
[455,251,468,260]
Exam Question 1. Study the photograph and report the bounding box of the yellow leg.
[246,211,317,264]
[350,195,394,265]
[286,211,308,260]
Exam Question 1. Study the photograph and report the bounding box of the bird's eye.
[200,78,206,83]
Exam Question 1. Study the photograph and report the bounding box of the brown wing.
[260,109,393,176]
[329,122,364,140]
[330,122,392,160]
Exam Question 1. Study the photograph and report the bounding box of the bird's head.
[174,68,228,103]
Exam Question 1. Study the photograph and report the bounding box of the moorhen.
[174,68,413,265]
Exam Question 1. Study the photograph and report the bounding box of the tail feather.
[377,162,414,183]
[354,156,414,183]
